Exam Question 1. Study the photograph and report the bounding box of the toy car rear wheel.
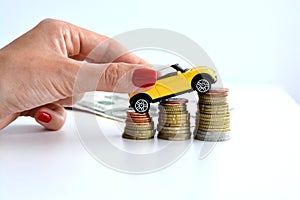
[131,95,151,113]
[192,75,212,94]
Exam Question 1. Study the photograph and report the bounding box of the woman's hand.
[0,19,156,131]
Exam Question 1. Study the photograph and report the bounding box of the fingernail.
[37,112,52,123]
[132,68,156,88]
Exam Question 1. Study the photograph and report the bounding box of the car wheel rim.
[196,79,210,93]
[135,99,149,113]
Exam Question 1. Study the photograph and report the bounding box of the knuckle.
[38,18,58,27]
[104,63,121,90]
[37,18,66,32]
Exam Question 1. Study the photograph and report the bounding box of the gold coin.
[158,123,190,127]
[198,98,228,103]
[199,95,228,99]
[158,134,191,141]
[198,104,228,109]
[125,127,154,132]
[194,135,230,142]
[158,104,186,109]
[158,126,190,130]
[158,131,191,135]
[195,132,230,137]
[159,118,190,123]
[195,131,230,135]
[123,131,155,136]
[158,131,191,136]
[198,127,230,132]
[159,114,189,118]
[124,129,155,134]
[198,121,230,126]
[199,113,230,118]
[198,108,230,114]
[160,98,188,104]
[196,110,229,114]
[198,125,230,130]
[159,113,189,117]
[122,134,154,140]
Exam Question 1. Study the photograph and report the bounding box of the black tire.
[191,74,212,94]
[130,94,151,113]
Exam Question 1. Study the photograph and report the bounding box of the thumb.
[72,61,157,94]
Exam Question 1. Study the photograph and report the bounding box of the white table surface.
[1,84,300,200]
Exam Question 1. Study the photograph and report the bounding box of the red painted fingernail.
[37,112,52,123]
[132,68,156,88]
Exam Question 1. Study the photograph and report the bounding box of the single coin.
[197,110,229,115]
[195,131,230,135]
[198,97,228,102]
[158,120,190,124]
[198,124,230,129]
[199,113,230,118]
[122,134,154,140]
[198,127,230,132]
[158,134,191,141]
[158,105,186,109]
[124,129,155,135]
[160,98,188,104]
[198,104,229,109]
[158,131,191,136]
[198,120,230,126]
[158,122,190,127]
[125,127,154,132]
[194,135,230,142]
[158,129,191,134]
[123,131,155,137]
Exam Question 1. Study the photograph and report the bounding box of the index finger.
[64,21,147,64]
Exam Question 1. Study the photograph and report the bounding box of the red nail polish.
[132,68,156,88]
[37,112,52,123]
[140,83,155,88]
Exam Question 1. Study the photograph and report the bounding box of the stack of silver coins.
[122,110,155,140]
[157,98,191,141]
[194,88,230,141]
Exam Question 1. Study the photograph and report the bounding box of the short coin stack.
[157,98,191,141]
[194,88,230,141]
[122,110,155,140]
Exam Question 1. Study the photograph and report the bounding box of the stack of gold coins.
[122,110,155,140]
[157,98,191,141]
[194,88,230,141]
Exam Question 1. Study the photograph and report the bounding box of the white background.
[0,0,299,102]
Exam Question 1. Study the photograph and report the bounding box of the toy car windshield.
[170,63,188,73]
[157,64,188,80]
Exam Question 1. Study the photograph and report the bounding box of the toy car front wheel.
[192,75,211,94]
[131,96,151,113]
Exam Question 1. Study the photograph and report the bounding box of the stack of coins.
[157,98,191,141]
[122,110,155,140]
[194,88,230,141]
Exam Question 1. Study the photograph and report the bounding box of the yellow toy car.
[129,64,217,113]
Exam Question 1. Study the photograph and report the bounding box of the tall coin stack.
[122,110,155,140]
[194,88,230,141]
[157,98,191,141]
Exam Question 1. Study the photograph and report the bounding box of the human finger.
[56,93,84,106]
[36,19,147,64]
[32,104,66,131]
[70,61,157,94]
